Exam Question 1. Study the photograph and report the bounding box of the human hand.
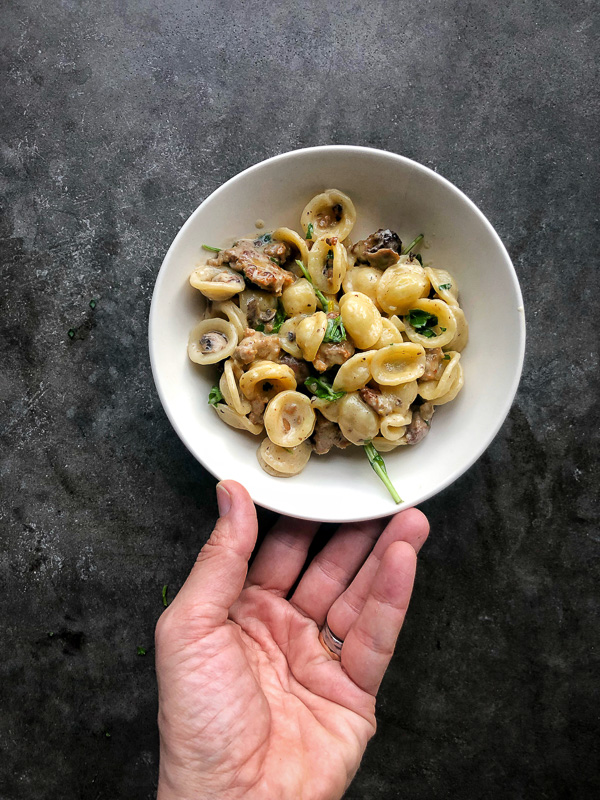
[155,481,429,800]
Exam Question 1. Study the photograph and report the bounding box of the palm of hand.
[156,482,428,800]
[159,586,375,800]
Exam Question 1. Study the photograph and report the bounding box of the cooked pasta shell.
[389,314,406,333]
[403,299,457,348]
[257,438,312,477]
[188,318,238,365]
[379,409,413,441]
[308,236,348,294]
[282,278,317,316]
[425,267,459,307]
[279,315,305,359]
[372,317,404,349]
[212,300,247,339]
[239,361,297,401]
[301,189,356,241]
[296,311,327,361]
[264,390,316,448]
[332,350,377,393]
[214,403,263,435]
[239,289,278,322]
[431,362,464,405]
[337,392,380,445]
[371,436,406,452]
[418,352,461,401]
[190,265,245,301]
[219,358,251,415]
[339,291,383,349]
[342,266,382,309]
[310,396,344,423]
[370,343,426,385]
[443,307,469,353]
[376,260,430,316]
[272,226,310,268]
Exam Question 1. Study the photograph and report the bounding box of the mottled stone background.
[1,0,598,798]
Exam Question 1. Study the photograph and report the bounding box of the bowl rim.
[149,145,526,521]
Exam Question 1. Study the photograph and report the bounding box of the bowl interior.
[150,146,525,522]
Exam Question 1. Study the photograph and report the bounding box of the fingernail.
[216,483,231,517]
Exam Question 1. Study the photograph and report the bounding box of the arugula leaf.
[438,282,452,290]
[304,375,346,402]
[323,315,346,344]
[401,233,424,255]
[202,244,221,253]
[420,328,438,338]
[271,302,287,334]
[295,259,332,312]
[208,385,224,406]
[407,309,438,329]
[306,223,314,240]
[363,442,402,504]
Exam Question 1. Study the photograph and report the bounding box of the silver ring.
[319,620,343,661]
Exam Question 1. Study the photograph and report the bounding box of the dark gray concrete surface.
[1,1,598,798]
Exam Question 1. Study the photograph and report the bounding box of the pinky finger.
[340,540,417,696]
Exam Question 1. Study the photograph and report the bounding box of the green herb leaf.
[420,328,438,338]
[162,584,169,608]
[202,244,221,253]
[401,233,424,255]
[440,327,446,332]
[443,354,451,360]
[438,283,452,290]
[407,309,438,329]
[255,233,272,244]
[323,315,347,344]
[137,646,147,656]
[105,732,111,738]
[271,302,287,334]
[89,299,97,309]
[304,375,346,402]
[269,256,280,264]
[254,322,265,332]
[294,260,332,312]
[306,223,314,240]
[208,385,224,406]
[68,329,76,339]
[363,442,402,504]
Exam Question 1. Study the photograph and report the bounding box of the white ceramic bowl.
[149,146,525,522]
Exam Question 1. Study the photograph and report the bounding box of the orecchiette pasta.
[239,361,296,401]
[190,265,245,301]
[332,350,376,392]
[301,189,356,241]
[339,291,383,349]
[188,318,238,365]
[296,311,327,361]
[370,343,426,385]
[337,392,380,445]
[215,403,263,435]
[264,390,316,447]
[308,236,348,294]
[376,259,430,315]
[257,438,312,477]
[186,189,468,489]
[403,299,457,348]
[282,278,317,317]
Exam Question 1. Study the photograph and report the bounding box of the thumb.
[170,480,258,632]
